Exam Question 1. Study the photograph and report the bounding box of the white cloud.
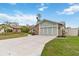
[41,3,45,6]
[38,6,48,11]
[69,3,79,5]
[0,13,37,25]
[57,3,79,15]
[9,3,16,5]
[38,3,48,11]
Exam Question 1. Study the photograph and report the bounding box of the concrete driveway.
[0,35,56,56]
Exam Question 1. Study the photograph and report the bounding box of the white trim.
[56,24,59,36]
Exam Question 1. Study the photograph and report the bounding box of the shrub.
[21,26,30,33]
[5,29,12,32]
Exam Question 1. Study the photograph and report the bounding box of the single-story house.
[65,27,79,36]
[0,28,5,33]
[0,25,5,33]
[31,19,65,36]
[10,24,21,32]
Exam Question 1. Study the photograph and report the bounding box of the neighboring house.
[10,23,21,32]
[31,19,65,36]
[0,28,5,33]
[65,27,79,36]
[0,25,5,33]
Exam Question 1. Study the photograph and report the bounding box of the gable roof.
[30,19,65,31]
[37,19,64,25]
[10,24,20,29]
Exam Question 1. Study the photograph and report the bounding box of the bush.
[5,29,12,32]
[21,26,30,33]
[28,31,32,34]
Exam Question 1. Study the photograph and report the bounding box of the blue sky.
[0,3,79,27]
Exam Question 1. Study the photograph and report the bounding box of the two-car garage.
[38,20,58,36]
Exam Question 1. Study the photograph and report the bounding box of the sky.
[0,3,79,27]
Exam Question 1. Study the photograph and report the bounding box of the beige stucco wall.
[12,28,21,32]
[58,24,65,36]
[65,28,78,36]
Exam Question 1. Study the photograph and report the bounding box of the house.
[31,19,65,36]
[65,27,79,36]
[0,25,5,33]
[10,26,21,32]
[0,28,5,33]
[10,23,21,32]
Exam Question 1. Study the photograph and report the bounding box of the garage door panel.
[40,27,54,35]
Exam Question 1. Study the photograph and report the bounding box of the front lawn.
[0,32,28,40]
[41,36,79,56]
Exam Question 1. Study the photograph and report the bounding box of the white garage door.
[40,27,57,36]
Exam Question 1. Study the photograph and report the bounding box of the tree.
[1,24,8,32]
[21,26,30,33]
[36,14,41,24]
[36,14,41,20]
[4,21,19,26]
[5,29,12,32]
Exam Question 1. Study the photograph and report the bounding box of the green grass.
[41,36,79,56]
[0,32,28,40]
